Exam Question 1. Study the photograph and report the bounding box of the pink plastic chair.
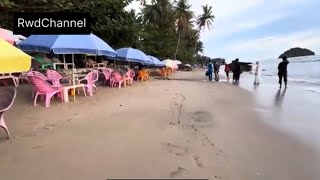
[0,87,16,139]
[110,71,127,88]
[78,70,99,96]
[124,69,135,86]
[46,69,71,86]
[27,75,63,107]
[102,69,112,86]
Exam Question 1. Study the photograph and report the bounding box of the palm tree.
[194,4,214,52]
[195,41,204,54]
[173,0,194,60]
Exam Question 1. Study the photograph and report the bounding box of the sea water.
[256,55,320,92]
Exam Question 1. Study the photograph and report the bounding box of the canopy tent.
[116,47,152,65]
[148,55,164,66]
[0,39,31,73]
[18,34,117,57]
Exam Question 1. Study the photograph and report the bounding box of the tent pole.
[63,54,66,69]
[72,54,76,102]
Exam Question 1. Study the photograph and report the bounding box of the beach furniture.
[0,74,18,87]
[46,69,71,86]
[102,68,113,86]
[0,87,16,139]
[32,56,53,70]
[110,71,127,88]
[27,75,63,107]
[61,84,86,102]
[78,70,99,96]
[137,70,147,82]
[124,69,135,86]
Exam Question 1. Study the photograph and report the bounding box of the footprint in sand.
[201,134,216,147]
[170,167,187,177]
[192,155,204,168]
[162,142,188,156]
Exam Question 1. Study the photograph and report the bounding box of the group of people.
[206,58,242,83]
[205,56,289,89]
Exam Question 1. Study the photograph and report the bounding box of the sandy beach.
[0,70,320,180]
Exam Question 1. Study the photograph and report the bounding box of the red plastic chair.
[0,87,17,139]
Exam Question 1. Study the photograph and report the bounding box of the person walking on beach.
[214,61,220,81]
[224,62,231,82]
[254,61,262,85]
[278,56,289,89]
[233,58,242,83]
[206,60,213,81]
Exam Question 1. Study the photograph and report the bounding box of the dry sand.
[0,70,319,180]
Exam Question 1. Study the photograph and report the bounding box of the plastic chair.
[78,70,99,96]
[102,69,112,86]
[0,87,16,139]
[46,69,71,86]
[110,71,127,88]
[27,75,63,107]
[124,69,135,86]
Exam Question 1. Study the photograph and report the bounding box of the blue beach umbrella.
[116,47,152,64]
[18,34,117,57]
[148,55,164,66]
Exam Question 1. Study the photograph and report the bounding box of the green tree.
[194,4,214,52]
[173,0,193,60]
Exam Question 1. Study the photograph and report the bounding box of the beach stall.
[0,39,32,87]
[18,34,117,102]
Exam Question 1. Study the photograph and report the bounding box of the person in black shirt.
[233,58,242,83]
[278,56,289,89]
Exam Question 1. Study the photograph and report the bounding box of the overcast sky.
[127,0,320,62]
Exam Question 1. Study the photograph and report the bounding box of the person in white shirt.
[254,61,262,84]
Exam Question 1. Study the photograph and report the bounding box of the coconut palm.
[194,4,214,52]
[173,0,194,60]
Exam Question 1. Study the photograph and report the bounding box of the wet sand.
[0,70,319,180]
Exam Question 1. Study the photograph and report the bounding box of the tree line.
[0,0,214,64]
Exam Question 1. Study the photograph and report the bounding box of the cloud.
[226,28,320,60]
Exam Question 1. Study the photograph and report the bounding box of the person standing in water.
[233,58,242,83]
[214,61,220,81]
[254,61,262,84]
[207,60,213,81]
[224,62,230,82]
[278,56,289,88]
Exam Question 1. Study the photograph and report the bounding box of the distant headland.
[279,47,315,58]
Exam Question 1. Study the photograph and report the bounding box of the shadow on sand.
[274,88,287,107]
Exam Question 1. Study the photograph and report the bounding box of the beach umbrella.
[0,39,31,73]
[148,55,164,66]
[18,34,117,57]
[116,47,152,64]
[0,28,26,44]
[185,64,191,67]
[0,28,15,45]
[173,60,182,65]
[162,59,176,68]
